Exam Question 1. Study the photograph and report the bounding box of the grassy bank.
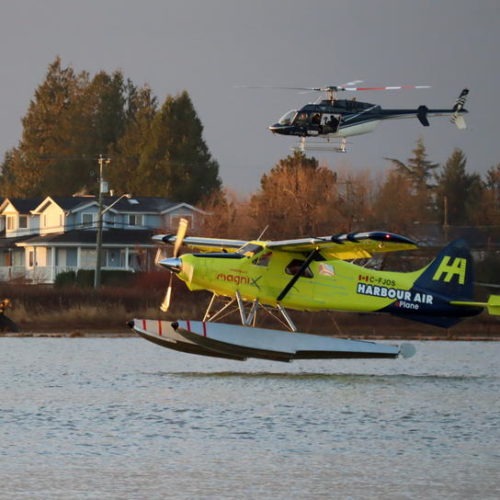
[0,278,498,340]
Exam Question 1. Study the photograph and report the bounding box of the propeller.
[160,218,188,312]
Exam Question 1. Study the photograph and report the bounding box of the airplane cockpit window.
[285,259,313,278]
[237,243,264,258]
[278,110,297,126]
[253,251,272,267]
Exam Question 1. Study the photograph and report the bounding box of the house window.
[19,215,28,229]
[6,216,14,230]
[128,214,142,226]
[82,213,94,228]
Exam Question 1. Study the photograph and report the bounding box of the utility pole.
[94,155,110,289]
[443,195,449,243]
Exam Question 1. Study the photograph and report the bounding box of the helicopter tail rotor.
[160,218,188,312]
[451,88,469,129]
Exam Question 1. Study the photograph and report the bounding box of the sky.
[0,0,499,195]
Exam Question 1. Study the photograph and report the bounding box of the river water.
[0,338,498,499]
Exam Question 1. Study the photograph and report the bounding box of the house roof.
[94,196,204,215]
[16,228,157,248]
[0,197,45,214]
[0,234,37,248]
[32,196,95,214]
[29,195,203,215]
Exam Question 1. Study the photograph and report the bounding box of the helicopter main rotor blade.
[341,84,431,91]
[236,82,430,93]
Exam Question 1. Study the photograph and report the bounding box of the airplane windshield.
[237,243,264,257]
[278,110,297,125]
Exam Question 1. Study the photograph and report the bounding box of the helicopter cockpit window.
[278,110,297,126]
[293,111,309,126]
[237,243,264,258]
[285,259,314,278]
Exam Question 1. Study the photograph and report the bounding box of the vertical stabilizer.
[386,239,482,327]
[414,239,475,300]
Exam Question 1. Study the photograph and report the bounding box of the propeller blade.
[160,274,173,312]
[154,247,167,266]
[173,218,188,258]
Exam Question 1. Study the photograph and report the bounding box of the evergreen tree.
[371,168,419,233]
[477,164,500,226]
[0,59,221,204]
[106,84,158,195]
[126,91,221,203]
[83,70,128,156]
[385,137,439,221]
[158,91,221,203]
[0,58,136,196]
[435,149,483,226]
[0,57,89,196]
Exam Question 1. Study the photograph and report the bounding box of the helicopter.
[128,219,499,363]
[267,83,469,152]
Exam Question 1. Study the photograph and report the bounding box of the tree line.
[0,58,221,204]
[202,144,500,242]
[0,59,498,243]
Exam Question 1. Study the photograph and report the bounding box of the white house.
[0,195,205,284]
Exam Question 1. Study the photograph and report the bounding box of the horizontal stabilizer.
[486,295,500,315]
[450,295,500,316]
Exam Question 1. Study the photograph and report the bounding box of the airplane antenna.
[257,225,269,241]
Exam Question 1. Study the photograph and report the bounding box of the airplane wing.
[153,234,246,253]
[267,231,418,260]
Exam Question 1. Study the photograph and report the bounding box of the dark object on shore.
[0,298,19,332]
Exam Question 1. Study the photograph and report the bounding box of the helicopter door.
[321,114,340,134]
[307,113,322,135]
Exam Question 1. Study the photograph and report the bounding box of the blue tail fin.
[388,239,483,327]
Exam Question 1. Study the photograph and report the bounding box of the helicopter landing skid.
[295,137,348,153]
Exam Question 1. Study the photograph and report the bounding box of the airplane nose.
[159,257,182,273]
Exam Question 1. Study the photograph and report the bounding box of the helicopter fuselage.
[269,98,467,139]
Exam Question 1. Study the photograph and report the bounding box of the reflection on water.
[0,339,498,499]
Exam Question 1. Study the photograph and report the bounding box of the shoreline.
[2,330,498,341]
